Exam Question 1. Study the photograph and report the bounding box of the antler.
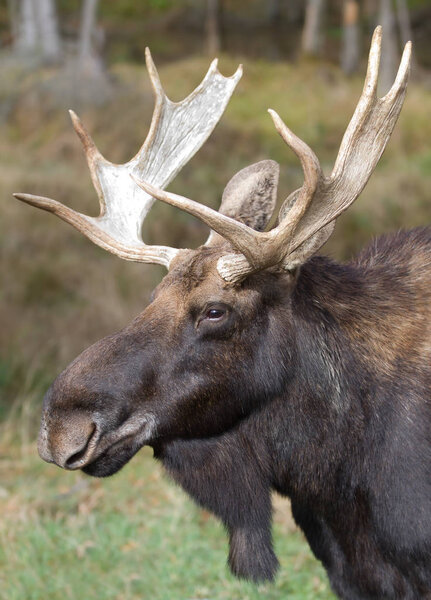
[14,49,242,268]
[134,27,411,281]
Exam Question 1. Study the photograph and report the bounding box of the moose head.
[15,29,425,595]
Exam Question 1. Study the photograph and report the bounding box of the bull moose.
[14,28,431,598]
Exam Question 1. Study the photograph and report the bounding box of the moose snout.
[38,412,99,470]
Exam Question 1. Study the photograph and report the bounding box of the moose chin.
[14,27,431,600]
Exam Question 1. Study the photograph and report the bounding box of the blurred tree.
[13,0,62,63]
[395,0,413,47]
[38,0,62,62]
[79,0,101,73]
[67,0,111,104]
[205,0,222,55]
[302,0,326,56]
[378,0,399,93]
[14,0,36,55]
[341,0,360,74]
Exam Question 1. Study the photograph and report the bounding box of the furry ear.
[206,160,279,245]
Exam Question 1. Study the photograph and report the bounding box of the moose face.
[38,245,294,478]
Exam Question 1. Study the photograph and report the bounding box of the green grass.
[0,445,334,600]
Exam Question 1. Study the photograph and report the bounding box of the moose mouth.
[81,415,158,478]
[82,434,143,477]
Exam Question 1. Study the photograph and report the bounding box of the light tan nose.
[38,413,99,470]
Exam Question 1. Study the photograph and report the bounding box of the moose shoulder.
[14,28,431,599]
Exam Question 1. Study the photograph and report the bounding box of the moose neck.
[271,242,428,500]
[151,236,430,583]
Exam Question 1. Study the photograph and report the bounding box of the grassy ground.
[0,53,430,599]
[0,444,334,600]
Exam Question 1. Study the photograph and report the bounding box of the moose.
[14,28,431,598]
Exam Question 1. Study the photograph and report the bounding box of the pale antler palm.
[14,49,242,268]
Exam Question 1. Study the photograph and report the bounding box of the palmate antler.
[14,49,242,268]
[135,27,412,282]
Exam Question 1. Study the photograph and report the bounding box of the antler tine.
[145,47,164,98]
[131,176,259,265]
[383,37,412,102]
[69,110,107,213]
[13,53,242,268]
[268,109,323,227]
[279,29,411,267]
[12,192,177,265]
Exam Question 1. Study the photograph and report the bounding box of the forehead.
[153,246,248,308]
[158,246,228,294]
[152,245,285,310]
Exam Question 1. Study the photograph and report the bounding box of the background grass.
[0,446,333,600]
[0,51,430,599]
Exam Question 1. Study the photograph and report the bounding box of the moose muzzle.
[38,410,100,470]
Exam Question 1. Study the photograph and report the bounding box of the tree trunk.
[79,0,99,69]
[341,0,360,75]
[395,0,412,45]
[302,0,326,57]
[36,0,62,63]
[73,0,111,104]
[205,0,221,56]
[378,0,399,94]
[16,0,37,55]
[14,0,61,63]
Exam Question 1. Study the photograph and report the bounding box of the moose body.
[15,28,431,600]
[39,228,431,598]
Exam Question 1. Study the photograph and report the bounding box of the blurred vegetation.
[0,2,430,598]
[2,0,431,66]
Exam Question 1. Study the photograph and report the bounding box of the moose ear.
[206,160,279,245]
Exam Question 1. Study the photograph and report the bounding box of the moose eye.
[196,304,231,332]
[205,308,225,320]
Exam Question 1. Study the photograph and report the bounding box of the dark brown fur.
[38,227,431,599]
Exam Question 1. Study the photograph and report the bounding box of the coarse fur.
[39,226,431,599]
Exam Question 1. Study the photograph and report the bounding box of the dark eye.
[205,308,226,320]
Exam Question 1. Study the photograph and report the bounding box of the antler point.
[13,192,38,202]
[68,109,81,128]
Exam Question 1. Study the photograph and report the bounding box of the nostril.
[64,424,97,469]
